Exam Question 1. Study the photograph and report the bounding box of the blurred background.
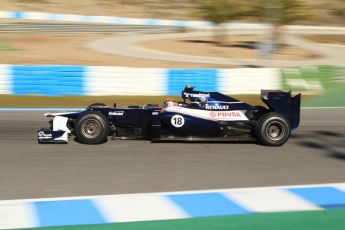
[0,0,344,107]
[0,1,345,230]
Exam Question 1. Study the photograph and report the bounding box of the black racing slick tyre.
[75,111,109,144]
[255,112,291,146]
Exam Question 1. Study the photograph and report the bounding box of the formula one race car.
[38,86,300,146]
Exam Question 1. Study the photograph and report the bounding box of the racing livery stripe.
[1,183,345,229]
[164,106,249,121]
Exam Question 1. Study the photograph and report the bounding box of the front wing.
[37,116,70,144]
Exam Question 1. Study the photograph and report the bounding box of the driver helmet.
[200,96,208,104]
[164,98,178,107]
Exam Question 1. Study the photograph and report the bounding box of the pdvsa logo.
[209,111,242,118]
[209,111,217,118]
[216,111,242,117]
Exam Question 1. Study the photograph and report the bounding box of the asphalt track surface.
[0,109,344,200]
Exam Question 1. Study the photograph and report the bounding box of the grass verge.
[28,208,345,230]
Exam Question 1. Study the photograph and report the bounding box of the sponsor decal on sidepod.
[210,111,242,118]
[164,106,248,121]
[205,105,229,110]
[109,111,124,116]
[183,93,210,98]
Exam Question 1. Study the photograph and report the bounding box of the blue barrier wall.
[0,65,280,96]
[11,65,85,96]
[0,11,213,28]
[167,69,218,95]
[0,11,275,29]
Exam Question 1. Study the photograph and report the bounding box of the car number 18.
[171,115,185,128]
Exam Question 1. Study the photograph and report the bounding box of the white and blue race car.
[38,86,301,146]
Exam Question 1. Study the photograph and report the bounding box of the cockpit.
[163,86,209,109]
[163,85,250,111]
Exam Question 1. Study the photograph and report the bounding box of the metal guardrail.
[1,11,345,32]
[0,22,180,33]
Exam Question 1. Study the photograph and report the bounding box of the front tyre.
[75,111,109,144]
[255,112,290,146]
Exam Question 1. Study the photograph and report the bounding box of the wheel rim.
[81,119,101,138]
[265,121,285,141]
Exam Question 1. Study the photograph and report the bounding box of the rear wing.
[261,90,301,130]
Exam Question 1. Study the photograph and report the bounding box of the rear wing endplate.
[261,90,301,130]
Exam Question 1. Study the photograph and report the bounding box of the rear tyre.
[255,112,290,146]
[75,111,109,144]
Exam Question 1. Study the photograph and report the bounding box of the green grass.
[27,208,345,230]
[282,65,342,91]
[303,84,345,107]
[282,65,345,107]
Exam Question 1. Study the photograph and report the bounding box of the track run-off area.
[0,108,344,200]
